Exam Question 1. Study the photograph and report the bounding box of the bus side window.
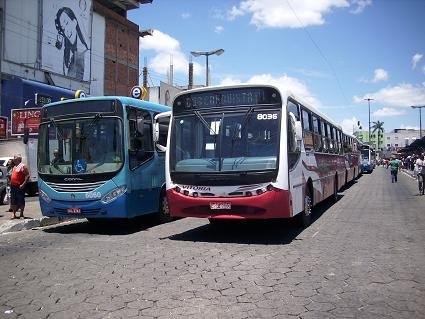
[287,100,300,121]
[312,115,322,152]
[321,121,327,152]
[301,108,313,149]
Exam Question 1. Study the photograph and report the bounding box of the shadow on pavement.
[43,214,167,236]
[168,194,343,245]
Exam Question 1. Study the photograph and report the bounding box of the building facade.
[0,0,151,135]
[384,129,424,152]
[354,130,384,150]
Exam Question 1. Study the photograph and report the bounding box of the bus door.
[127,108,158,216]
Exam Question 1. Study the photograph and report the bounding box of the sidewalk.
[0,197,68,234]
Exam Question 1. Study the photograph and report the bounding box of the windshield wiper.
[194,111,217,135]
[49,118,65,141]
[231,106,254,143]
[80,113,102,139]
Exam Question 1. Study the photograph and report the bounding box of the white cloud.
[412,53,423,69]
[360,68,388,83]
[228,5,245,20]
[215,25,225,34]
[140,29,180,52]
[371,68,388,83]
[219,73,322,107]
[422,65,425,75]
[353,83,425,107]
[341,116,360,134]
[139,30,203,80]
[350,0,372,14]
[181,13,191,19]
[372,107,405,117]
[227,0,351,28]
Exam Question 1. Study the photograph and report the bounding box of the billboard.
[41,0,92,82]
[11,108,41,136]
[0,117,8,140]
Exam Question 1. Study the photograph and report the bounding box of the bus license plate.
[67,207,81,214]
[210,202,231,210]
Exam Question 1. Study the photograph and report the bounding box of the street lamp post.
[364,98,374,145]
[411,105,425,139]
[190,49,224,86]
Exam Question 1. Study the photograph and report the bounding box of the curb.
[0,217,70,234]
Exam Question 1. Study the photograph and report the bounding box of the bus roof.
[45,96,170,113]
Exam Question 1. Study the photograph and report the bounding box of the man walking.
[389,156,399,183]
[10,154,29,219]
[415,153,425,195]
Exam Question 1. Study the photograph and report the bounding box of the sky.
[128,0,425,134]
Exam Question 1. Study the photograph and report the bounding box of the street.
[0,167,424,319]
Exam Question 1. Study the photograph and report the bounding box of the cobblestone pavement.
[0,167,424,318]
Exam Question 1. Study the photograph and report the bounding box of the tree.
[372,120,384,150]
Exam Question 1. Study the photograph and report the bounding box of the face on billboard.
[58,11,78,44]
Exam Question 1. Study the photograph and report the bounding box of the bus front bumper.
[167,187,292,219]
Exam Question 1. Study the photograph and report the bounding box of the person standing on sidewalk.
[415,153,425,195]
[10,154,29,219]
[390,156,400,183]
[5,159,14,212]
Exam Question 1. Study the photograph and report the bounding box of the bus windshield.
[170,108,280,173]
[361,149,370,160]
[38,117,124,175]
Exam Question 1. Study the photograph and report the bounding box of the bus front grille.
[45,181,106,192]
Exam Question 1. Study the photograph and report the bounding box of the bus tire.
[300,185,313,227]
[158,193,172,223]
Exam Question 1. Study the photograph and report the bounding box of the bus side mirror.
[23,127,29,144]
[289,112,302,142]
[295,121,302,142]
[154,111,171,152]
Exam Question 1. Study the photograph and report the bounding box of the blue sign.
[73,159,87,173]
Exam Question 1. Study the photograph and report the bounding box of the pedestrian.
[10,154,29,219]
[5,158,14,212]
[415,153,425,195]
[389,156,399,183]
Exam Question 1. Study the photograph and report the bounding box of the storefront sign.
[0,117,7,139]
[35,93,52,107]
[11,108,41,136]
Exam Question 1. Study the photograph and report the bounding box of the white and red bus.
[165,84,359,226]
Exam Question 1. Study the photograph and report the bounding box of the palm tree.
[372,120,384,151]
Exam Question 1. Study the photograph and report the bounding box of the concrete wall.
[90,12,105,96]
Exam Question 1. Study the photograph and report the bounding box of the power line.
[286,0,350,105]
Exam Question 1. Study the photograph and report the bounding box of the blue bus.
[360,143,376,173]
[37,96,171,221]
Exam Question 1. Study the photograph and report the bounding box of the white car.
[0,157,12,166]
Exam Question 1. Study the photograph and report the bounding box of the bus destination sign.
[174,87,281,113]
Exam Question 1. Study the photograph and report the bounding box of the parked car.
[0,157,12,166]
[0,166,8,205]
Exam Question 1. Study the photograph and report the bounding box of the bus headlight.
[101,186,127,204]
[39,189,52,203]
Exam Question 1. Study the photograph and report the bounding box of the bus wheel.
[300,187,312,227]
[158,193,172,223]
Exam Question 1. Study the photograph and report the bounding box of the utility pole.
[364,98,374,145]
[411,105,425,139]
